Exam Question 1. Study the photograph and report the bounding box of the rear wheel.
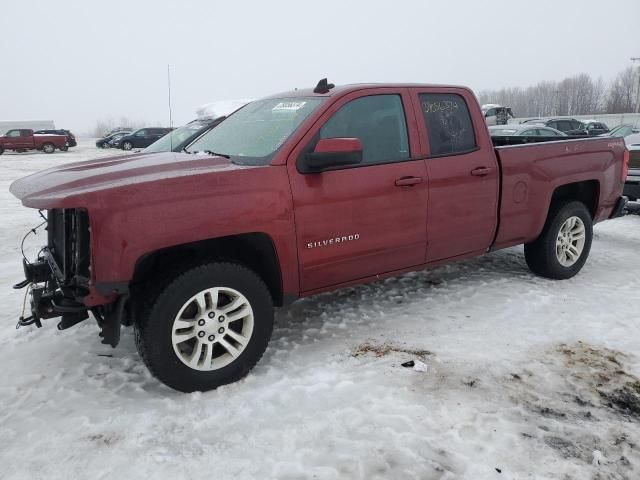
[524,201,593,279]
[134,262,274,392]
[42,143,55,154]
[122,141,133,151]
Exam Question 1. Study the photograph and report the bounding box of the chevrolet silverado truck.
[0,129,69,154]
[10,80,629,392]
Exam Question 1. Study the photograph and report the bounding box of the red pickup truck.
[0,129,68,154]
[10,80,629,392]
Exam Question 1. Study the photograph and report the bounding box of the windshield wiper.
[182,147,231,159]
[203,150,230,159]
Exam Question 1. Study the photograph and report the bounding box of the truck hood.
[10,152,255,209]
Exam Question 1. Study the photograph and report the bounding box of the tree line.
[477,66,639,118]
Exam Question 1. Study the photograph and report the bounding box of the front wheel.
[60,146,69,152]
[0,146,4,155]
[122,141,133,151]
[524,201,593,280]
[42,143,55,154]
[134,262,274,392]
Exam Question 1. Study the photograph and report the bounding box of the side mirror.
[302,138,363,173]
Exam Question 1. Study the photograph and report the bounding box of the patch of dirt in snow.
[352,340,640,478]
[502,341,640,478]
[352,342,432,358]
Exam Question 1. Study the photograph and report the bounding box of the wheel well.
[131,233,284,306]
[550,180,599,217]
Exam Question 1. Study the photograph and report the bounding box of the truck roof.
[263,82,472,99]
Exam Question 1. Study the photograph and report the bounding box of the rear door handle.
[395,176,423,187]
[470,167,491,176]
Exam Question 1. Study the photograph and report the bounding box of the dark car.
[107,127,134,135]
[112,127,173,150]
[143,117,226,154]
[522,118,587,136]
[489,124,567,137]
[95,131,131,148]
[581,120,610,136]
[34,129,77,147]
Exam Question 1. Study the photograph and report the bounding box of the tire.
[524,201,593,280]
[60,146,69,152]
[134,262,274,392]
[42,143,55,154]
[0,146,3,155]
[122,141,133,151]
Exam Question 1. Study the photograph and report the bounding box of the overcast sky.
[1,0,638,133]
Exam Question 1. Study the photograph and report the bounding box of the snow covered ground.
[1,139,639,479]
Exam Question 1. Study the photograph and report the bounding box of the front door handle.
[395,176,423,187]
[470,167,491,176]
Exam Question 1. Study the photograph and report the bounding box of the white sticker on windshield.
[272,101,307,112]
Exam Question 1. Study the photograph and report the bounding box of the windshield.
[608,125,632,137]
[144,122,210,153]
[186,97,325,164]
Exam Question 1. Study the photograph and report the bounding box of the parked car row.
[95,127,173,150]
[95,118,227,153]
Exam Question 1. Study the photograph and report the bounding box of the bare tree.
[606,67,638,113]
[479,67,638,118]
[93,117,145,137]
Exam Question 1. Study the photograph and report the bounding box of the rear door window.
[419,93,477,156]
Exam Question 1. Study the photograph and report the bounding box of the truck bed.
[492,136,627,250]
[491,134,590,147]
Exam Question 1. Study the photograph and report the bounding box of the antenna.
[313,78,335,94]
[167,64,174,151]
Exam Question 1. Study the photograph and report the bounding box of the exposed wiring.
[20,220,47,265]
[20,284,32,321]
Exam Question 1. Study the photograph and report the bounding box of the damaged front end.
[14,209,126,347]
